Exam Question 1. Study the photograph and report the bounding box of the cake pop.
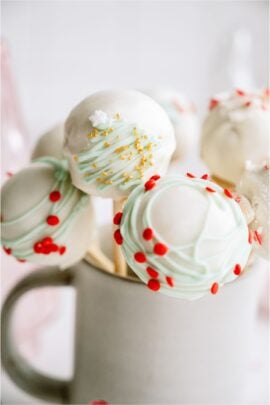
[201,88,270,185]
[145,88,199,160]
[237,160,270,260]
[1,158,94,268]
[31,123,64,160]
[116,173,252,299]
[64,89,175,200]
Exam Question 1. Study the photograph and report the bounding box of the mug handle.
[1,266,74,403]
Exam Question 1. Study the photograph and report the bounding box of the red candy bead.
[42,246,51,255]
[134,252,146,263]
[201,174,208,180]
[113,212,122,225]
[205,187,216,193]
[153,243,168,256]
[3,246,12,255]
[42,237,53,246]
[47,215,60,226]
[150,175,161,181]
[143,228,154,241]
[234,264,241,276]
[166,276,174,287]
[59,246,66,255]
[144,179,156,192]
[49,190,61,202]
[114,229,123,245]
[50,244,58,252]
[147,279,161,291]
[209,99,219,110]
[146,267,159,278]
[34,242,43,254]
[210,282,219,295]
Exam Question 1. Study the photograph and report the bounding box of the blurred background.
[1,1,269,404]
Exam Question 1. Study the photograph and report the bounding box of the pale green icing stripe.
[1,157,90,260]
[74,116,162,192]
[120,175,252,299]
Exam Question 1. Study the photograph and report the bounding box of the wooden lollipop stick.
[113,199,127,276]
[85,243,114,273]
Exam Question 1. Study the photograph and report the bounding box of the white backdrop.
[2,0,269,139]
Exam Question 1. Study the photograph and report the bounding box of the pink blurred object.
[89,401,109,405]
[1,39,60,357]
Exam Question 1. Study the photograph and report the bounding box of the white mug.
[1,259,263,404]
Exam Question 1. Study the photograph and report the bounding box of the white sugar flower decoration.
[89,110,109,128]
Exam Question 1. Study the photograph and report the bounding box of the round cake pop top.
[64,90,175,200]
[31,123,64,160]
[201,88,270,185]
[116,173,251,300]
[145,88,199,160]
[237,159,270,260]
[1,158,94,268]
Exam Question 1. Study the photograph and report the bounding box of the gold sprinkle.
[115,145,129,154]
[102,130,108,137]
[105,180,113,185]
[143,135,148,140]
[145,143,153,151]
[120,155,126,160]
[102,171,108,176]
[108,128,113,133]
[73,155,78,162]
[92,163,97,169]
[104,142,111,148]
[114,113,121,120]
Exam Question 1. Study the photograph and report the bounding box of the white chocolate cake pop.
[145,88,199,160]
[31,124,64,160]
[201,88,270,185]
[237,160,270,260]
[1,158,94,268]
[64,90,175,200]
[115,173,251,300]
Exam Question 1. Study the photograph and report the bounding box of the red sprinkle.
[49,190,61,202]
[6,171,13,177]
[248,229,253,244]
[114,229,123,245]
[154,243,168,256]
[166,276,174,287]
[236,89,245,96]
[211,282,219,295]
[3,246,12,255]
[234,264,242,276]
[201,174,208,180]
[264,88,270,97]
[90,401,109,405]
[150,174,161,181]
[59,246,66,255]
[209,99,219,110]
[34,242,43,254]
[235,195,241,203]
[134,252,146,263]
[146,267,159,278]
[186,172,196,178]
[224,188,233,198]
[245,101,252,107]
[47,215,60,226]
[143,228,154,241]
[113,212,122,225]
[17,259,26,263]
[144,179,156,191]
[205,187,216,193]
[147,279,161,292]
[254,230,263,245]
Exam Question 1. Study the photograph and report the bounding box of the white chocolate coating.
[119,174,251,300]
[64,90,175,200]
[237,160,270,260]
[201,89,270,184]
[31,124,64,160]
[1,158,94,268]
[145,88,199,160]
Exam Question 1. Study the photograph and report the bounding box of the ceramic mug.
[1,260,263,404]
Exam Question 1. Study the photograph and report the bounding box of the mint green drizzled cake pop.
[1,158,94,268]
[116,174,252,300]
[64,89,175,201]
